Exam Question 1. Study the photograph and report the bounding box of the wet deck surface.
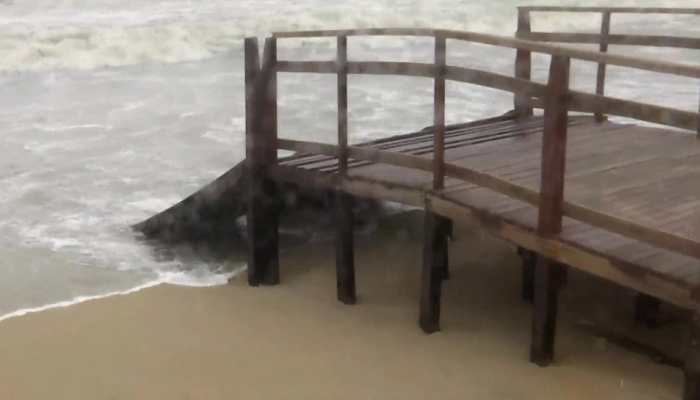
[282,114,700,290]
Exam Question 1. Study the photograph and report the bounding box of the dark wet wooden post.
[530,55,570,366]
[245,37,280,286]
[335,35,357,305]
[514,7,533,118]
[420,35,447,334]
[634,293,661,327]
[517,247,536,303]
[595,11,611,122]
[685,312,700,400]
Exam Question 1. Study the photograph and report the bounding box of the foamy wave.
[0,267,243,323]
[0,279,163,323]
[2,0,691,72]
[0,23,242,71]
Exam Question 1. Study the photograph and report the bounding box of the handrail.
[514,6,700,120]
[519,6,700,14]
[275,60,698,131]
[273,28,700,79]
[245,26,700,266]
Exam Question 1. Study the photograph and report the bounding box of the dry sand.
[0,211,686,399]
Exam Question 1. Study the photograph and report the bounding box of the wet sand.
[0,211,685,399]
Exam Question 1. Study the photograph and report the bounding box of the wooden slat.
[521,32,700,50]
[272,28,700,79]
[433,36,446,190]
[595,12,611,122]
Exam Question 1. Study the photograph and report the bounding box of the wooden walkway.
[137,6,700,399]
[274,114,700,307]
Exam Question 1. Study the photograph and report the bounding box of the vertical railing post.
[514,8,533,117]
[334,35,356,305]
[419,35,449,334]
[530,55,570,366]
[696,90,699,137]
[337,35,349,176]
[595,11,612,122]
[246,37,280,286]
[433,35,446,191]
[245,37,260,164]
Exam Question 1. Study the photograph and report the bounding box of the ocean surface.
[0,0,698,320]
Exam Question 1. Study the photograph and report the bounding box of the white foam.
[4,0,688,72]
[0,279,163,323]
[0,266,244,324]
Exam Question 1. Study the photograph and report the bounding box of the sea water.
[0,0,698,320]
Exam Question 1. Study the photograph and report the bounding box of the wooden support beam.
[634,293,662,328]
[335,192,356,304]
[518,247,537,303]
[595,11,611,122]
[530,55,570,366]
[420,210,444,334]
[245,37,280,286]
[685,311,700,400]
[514,9,533,117]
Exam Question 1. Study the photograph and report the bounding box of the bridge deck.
[275,114,700,306]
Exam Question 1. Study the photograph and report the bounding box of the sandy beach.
[0,211,686,399]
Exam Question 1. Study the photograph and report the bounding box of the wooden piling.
[634,293,662,328]
[518,247,536,303]
[685,311,700,400]
[438,217,452,280]
[245,37,280,286]
[420,210,444,334]
[335,192,356,304]
[530,55,570,366]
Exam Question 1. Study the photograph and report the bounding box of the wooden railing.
[515,6,700,121]
[244,28,700,262]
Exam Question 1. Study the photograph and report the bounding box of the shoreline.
[0,211,684,399]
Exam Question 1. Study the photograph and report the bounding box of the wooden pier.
[137,6,700,399]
